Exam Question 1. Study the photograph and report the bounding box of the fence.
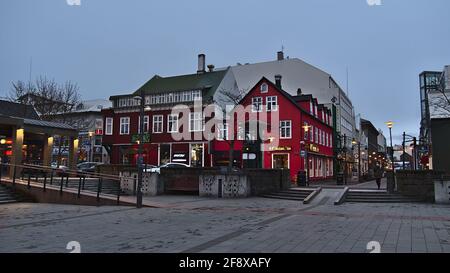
[0,163,125,206]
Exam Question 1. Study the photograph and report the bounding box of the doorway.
[272,154,289,169]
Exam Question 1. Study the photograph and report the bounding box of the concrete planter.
[434,179,450,204]
[119,172,163,196]
[199,173,250,198]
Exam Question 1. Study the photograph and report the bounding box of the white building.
[220,52,356,147]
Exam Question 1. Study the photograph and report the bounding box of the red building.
[101,56,237,167]
[213,76,334,183]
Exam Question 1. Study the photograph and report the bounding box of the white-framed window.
[310,125,314,142]
[252,97,263,112]
[192,90,202,100]
[260,83,268,93]
[119,117,130,135]
[266,96,278,112]
[309,101,313,115]
[189,112,204,132]
[105,117,113,135]
[217,122,229,140]
[280,120,292,139]
[315,127,318,143]
[167,114,178,133]
[138,115,149,133]
[318,129,322,145]
[326,133,329,147]
[314,104,318,117]
[152,115,163,133]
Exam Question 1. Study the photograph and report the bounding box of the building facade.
[419,66,450,169]
[102,55,238,166]
[213,76,334,182]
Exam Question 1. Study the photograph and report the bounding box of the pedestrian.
[374,164,382,190]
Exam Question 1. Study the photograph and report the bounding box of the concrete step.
[260,194,305,201]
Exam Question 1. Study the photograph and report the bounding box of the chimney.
[277,51,284,61]
[207,64,215,72]
[275,74,282,89]
[297,88,302,95]
[197,54,205,74]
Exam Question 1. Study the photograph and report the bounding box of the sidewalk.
[306,177,387,190]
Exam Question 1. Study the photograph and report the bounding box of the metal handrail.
[0,163,123,205]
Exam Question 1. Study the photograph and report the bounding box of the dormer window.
[260,83,268,93]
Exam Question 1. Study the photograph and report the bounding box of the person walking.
[374,164,382,190]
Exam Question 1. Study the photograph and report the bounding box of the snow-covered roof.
[74,99,112,113]
[218,57,353,106]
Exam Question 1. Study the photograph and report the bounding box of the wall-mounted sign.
[131,133,151,143]
[308,144,320,153]
[270,146,292,152]
[172,152,188,163]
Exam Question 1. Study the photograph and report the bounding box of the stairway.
[345,190,425,203]
[261,189,314,201]
[0,184,27,204]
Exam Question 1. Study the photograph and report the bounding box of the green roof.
[133,69,229,100]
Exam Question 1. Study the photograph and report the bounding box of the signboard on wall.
[172,152,188,163]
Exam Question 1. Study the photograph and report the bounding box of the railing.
[0,163,124,205]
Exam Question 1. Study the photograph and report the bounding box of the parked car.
[77,162,103,173]
[51,162,70,176]
[145,163,189,174]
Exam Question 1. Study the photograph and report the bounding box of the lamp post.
[302,125,312,186]
[352,138,361,182]
[88,131,94,162]
[385,121,395,173]
[134,91,151,208]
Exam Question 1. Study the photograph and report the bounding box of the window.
[252,97,263,112]
[280,120,292,139]
[167,114,178,133]
[341,117,353,132]
[183,91,192,102]
[266,96,278,112]
[314,105,318,117]
[192,90,202,100]
[217,123,228,140]
[310,125,314,142]
[138,116,149,133]
[105,117,113,135]
[152,115,163,133]
[315,127,318,143]
[260,83,268,93]
[309,101,313,115]
[189,112,204,132]
[318,129,322,145]
[119,117,130,135]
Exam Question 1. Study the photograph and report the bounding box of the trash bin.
[336,173,344,185]
[297,171,307,187]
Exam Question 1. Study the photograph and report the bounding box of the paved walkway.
[1,192,449,253]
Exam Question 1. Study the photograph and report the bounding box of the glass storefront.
[160,144,171,165]
[190,144,203,167]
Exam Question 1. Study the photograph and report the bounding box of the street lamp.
[302,124,312,186]
[134,91,151,208]
[385,121,395,173]
[352,138,361,182]
[88,131,94,162]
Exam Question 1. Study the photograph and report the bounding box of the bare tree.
[428,81,450,118]
[10,76,82,166]
[215,87,248,171]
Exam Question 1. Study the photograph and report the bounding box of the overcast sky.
[1,0,449,144]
